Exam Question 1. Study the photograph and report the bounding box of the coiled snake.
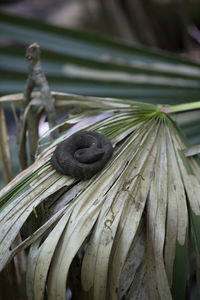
[51,131,113,180]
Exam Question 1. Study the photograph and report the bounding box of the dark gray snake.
[51,131,113,180]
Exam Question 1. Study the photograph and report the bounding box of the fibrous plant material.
[0,92,199,299]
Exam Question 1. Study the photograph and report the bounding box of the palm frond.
[0,92,199,299]
[1,12,200,104]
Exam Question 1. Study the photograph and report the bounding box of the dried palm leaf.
[0,93,199,300]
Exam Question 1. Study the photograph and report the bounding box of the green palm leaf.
[1,12,200,104]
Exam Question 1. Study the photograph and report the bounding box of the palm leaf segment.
[0,95,200,300]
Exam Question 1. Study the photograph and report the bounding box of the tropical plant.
[1,12,200,184]
[0,12,200,300]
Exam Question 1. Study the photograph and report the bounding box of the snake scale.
[51,131,113,180]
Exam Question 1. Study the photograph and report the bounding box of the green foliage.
[1,12,200,103]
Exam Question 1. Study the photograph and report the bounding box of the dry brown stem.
[19,42,58,168]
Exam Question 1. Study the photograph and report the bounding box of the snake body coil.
[51,131,113,180]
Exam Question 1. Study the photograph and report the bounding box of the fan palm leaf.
[1,12,200,105]
[0,92,199,299]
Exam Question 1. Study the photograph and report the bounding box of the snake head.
[74,143,105,163]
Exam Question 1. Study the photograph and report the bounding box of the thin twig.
[11,102,20,132]
[0,103,13,183]
[19,103,36,168]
